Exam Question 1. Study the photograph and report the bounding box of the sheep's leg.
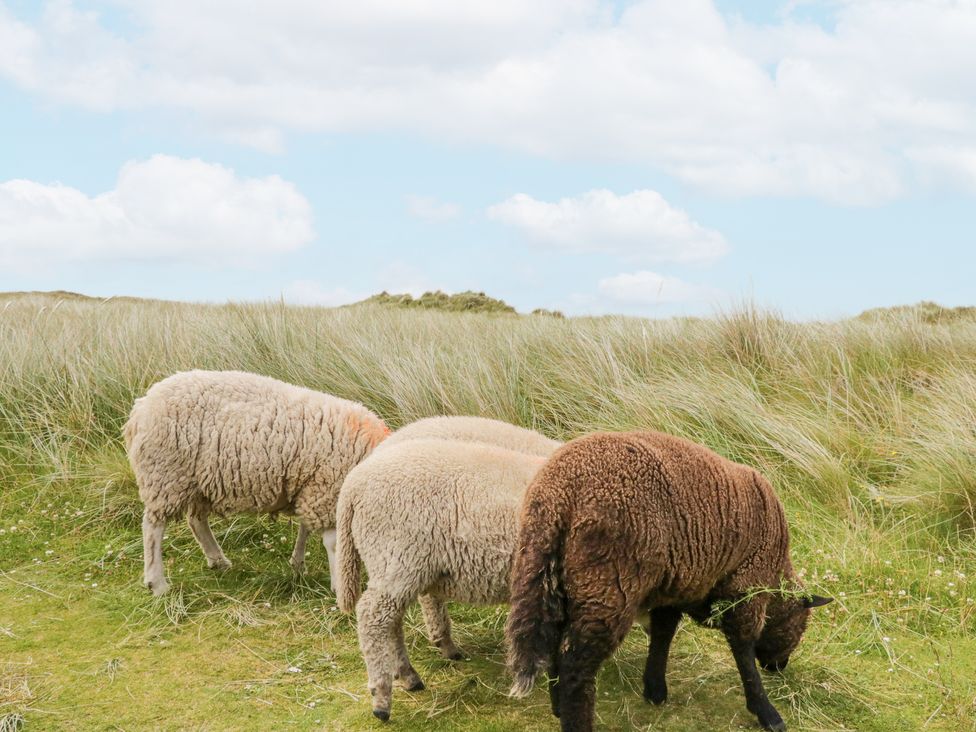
[142,510,169,596]
[555,628,617,732]
[722,603,785,732]
[642,606,682,705]
[186,499,231,570]
[290,524,309,574]
[322,529,339,592]
[322,528,338,592]
[548,652,561,718]
[357,587,409,721]
[556,604,634,732]
[393,623,425,691]
[418,594,464,660]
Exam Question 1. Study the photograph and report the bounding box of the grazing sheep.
[124,370,389,595]
[335,438,546,721]
[378,415,560,457]
[506,431,832,732]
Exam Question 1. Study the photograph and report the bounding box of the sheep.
[335,438,547,721]
[377,415,560,457]
[124,370,390,595]
[506,431,832,732]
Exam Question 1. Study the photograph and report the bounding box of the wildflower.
[287,666,302,674]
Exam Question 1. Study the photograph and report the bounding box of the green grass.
[2,292,976,730]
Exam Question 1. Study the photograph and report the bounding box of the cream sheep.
[335,438,546,721]
[124,370,389,595]
[378,415,560,457]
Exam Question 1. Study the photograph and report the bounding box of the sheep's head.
[756,592,832,672]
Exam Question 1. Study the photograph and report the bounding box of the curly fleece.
[336,437,546,721]
[507,431,823,732]
[125,370,388,592]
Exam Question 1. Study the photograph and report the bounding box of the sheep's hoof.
[290,561,305,575]
[208,558,232,570]
[643,683,667,705]
[404,679,425,692]
[147,580,170,596]
[758,711,786,732]
[372,709,390,722]
[439,643,466,661]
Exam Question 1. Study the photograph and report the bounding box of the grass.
[1,291,975,730]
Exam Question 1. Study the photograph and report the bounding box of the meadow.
[1,292,975,731]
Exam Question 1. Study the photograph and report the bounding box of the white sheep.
[124,370,390,595]
[335,437,547,721]
[377,415,560,457]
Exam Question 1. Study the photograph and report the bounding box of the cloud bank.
[4,1,976,202]
[0,155,313,269]
[488,189,727,264]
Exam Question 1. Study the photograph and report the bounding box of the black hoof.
[644,691,667,706]
[404,679,425,692]
[447,651,465,661]
[372,709,390,722]
[759,713,786,732]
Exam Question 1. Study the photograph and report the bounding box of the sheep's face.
[756,594,832,672]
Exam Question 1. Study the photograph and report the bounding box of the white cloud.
[282,280,360,306]
[0,154,314,269]
[905,145,976,194]
[405,194,461,222]
[4,2,976,201]
[282,261,445,308]
[597,270,721,305]
[487,189,727,264]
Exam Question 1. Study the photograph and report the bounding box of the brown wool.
[506,431,823,732]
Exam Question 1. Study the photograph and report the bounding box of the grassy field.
[1,292,975,731]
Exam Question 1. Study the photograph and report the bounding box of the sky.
[1,0,974,319]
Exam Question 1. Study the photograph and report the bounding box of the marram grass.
[1,293,975,730]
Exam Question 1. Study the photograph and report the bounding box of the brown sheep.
[506,431,831,732]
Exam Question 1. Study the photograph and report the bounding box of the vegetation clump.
[362,289,516,314]
[857,300,976,325]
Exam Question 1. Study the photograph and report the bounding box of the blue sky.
[1,1,974,319]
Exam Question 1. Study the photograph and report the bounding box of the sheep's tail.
[335,487,362,613]
[505,489,567,698]
[122,397,146,454]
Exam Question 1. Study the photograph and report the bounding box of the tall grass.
[1,292,975,730]
[2,293,975,529]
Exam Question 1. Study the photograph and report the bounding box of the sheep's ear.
[802,595,833,609]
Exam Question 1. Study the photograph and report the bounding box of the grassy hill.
[359,289,518,314]
[1,293,974,730]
